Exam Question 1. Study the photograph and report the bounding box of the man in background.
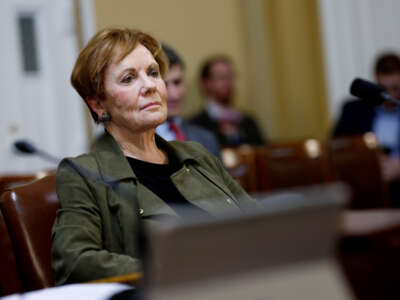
[156,44,221,158]
[190,55,265,147]
[334,52,400,203]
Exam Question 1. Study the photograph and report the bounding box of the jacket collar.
[91,131,134,182]
[163,138,203,163]
[91,131,202,182]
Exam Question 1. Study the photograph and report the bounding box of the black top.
[126,149,205,214]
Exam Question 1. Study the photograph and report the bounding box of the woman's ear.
[86,96,104,119]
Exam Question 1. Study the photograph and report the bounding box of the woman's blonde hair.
[71,28,168,122]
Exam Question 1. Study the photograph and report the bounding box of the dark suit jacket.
[333,99,376,137]
[181,120,221,158]
[189,109,265,147]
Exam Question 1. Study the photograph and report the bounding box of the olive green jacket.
[51,132,257,285]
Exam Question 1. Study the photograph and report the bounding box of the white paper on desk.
[1,283,132,300]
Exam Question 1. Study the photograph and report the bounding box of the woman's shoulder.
[56,151,100,182]
[58,152,98,169]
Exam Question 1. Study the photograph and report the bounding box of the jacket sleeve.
[51,159,141,285]
[332,100,374,137]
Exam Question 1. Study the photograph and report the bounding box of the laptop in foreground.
[142,182,353,300]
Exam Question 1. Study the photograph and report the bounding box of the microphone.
[14,140,60,164]
[14,140,36,154]
[13,139,121,189]
[350,78,400,105]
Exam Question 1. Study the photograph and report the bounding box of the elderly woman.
[51,28,257,285]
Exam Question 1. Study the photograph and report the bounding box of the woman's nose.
[140,74,156,94]
[142,73,156,87]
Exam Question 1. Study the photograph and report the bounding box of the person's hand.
[380,154,400,182]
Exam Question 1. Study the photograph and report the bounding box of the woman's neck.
[106,124,167,164]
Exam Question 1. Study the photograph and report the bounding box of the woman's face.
[102,43,167,133]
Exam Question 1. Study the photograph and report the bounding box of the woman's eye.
[121,75,134,83]
[149,69,159,77]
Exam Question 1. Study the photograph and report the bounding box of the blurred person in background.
[190,55,265,147]
[333,52,400,205]
[156,44,221,158]
[51,28,258,285]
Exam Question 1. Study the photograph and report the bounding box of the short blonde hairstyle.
[71,28,168,122]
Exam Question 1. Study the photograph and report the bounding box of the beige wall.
[93,0,329,142]
[94,0,251,118]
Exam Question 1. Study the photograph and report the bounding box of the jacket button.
[139,208,144,215]
[226,198,233,204]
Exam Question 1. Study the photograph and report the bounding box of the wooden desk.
[89,272,142,286]
[338,209,400,300]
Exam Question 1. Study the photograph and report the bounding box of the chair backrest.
[258,139,333,192]
[0,209,23,296]
[221,145,261,193]
[0,174,59,291]
[327,133,389,209]
[0,170,55,196]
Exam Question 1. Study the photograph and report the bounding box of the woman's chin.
[141,114,167,130]
[157,109,168,124]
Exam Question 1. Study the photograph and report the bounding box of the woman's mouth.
[142,102,161,110]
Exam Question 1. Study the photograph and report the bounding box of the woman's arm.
[51,159,141,285]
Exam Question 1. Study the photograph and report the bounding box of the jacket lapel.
[136,184,178,217]
[91,132,178,218]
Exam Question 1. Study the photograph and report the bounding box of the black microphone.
[13,139,117,189]
[14,140,61,164]
[350,78,400,105]
[14,140,37,154]
[14,139,124,191]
